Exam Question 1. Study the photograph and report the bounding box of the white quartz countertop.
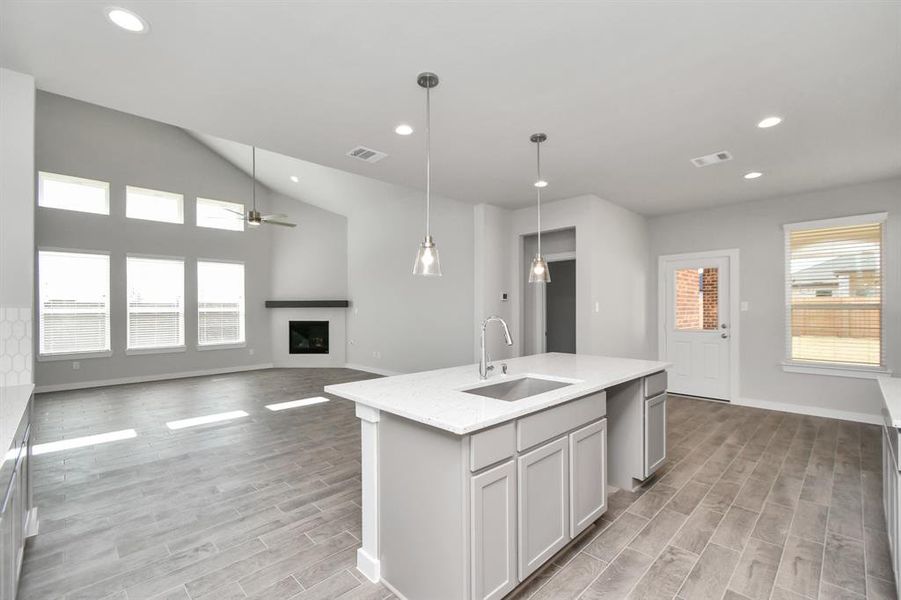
[1,383,34,455]
[325,353,669,435]
[878,376,901,428]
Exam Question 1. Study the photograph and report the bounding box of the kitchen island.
[325,352,669,600]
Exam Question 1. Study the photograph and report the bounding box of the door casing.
[657,249,740,402]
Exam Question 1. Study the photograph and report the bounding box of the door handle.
[721,333,729,339]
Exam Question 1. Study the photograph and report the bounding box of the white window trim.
[38,171,110,215]
[196,342,247,351]
[196,197,245,232]
[126,346,187,356]
[126,253,186,352]
[782,212,889,378]
[38,350,113,362]
[196,258,246,348]
[125,185,185,224]
[38,247,112,359]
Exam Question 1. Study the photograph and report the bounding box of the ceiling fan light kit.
[247,146,298,228]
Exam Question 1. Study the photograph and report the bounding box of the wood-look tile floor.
[18,370,898,600]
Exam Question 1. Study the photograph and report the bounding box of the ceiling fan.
[229,146,297,228]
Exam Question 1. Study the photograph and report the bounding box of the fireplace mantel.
[265,300,349,308]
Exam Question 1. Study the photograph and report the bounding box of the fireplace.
[289,321,329,354]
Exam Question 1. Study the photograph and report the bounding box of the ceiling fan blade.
[263,220,297,228]
[260,213,288,220]
[224,208,246,216]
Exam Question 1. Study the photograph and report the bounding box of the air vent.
[691,151,733,168]
[346,146,388,163]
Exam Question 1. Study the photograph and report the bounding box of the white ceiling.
[2,1,899,215]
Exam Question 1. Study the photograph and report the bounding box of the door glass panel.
[674,268,718,331]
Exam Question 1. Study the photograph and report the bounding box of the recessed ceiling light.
[106,7,149,33]
[757,116,782,129]
[534,179,548,188]
[290,175,300,183]
[395,124,414,136]
[744,171,763,179]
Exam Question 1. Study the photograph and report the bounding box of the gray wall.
[35,92,275,387]
[648,177,901,419]
[510,195,651,361]
[0,68,35,388]
[268,191,347,300]
[257,155,476,374]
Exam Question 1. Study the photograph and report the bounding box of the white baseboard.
[24,507,38,538]
[35,363,275,393]
[356,548,381,583]
[734,396,882,425]
[343,363,401,377]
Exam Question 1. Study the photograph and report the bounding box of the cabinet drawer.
[470,422,516,472]
[517,392,606,452]
[644,371,667,398]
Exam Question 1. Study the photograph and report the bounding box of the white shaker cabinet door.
[471,460,517,600]
[569,419,607,537]
[518,436,569,581]
[644,394,667,478]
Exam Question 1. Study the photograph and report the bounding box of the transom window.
[784,213,886,373]
[126,186,184,224]
[196,197,244,231]
[38,172,109,215]
[38,250,111,357]
[127,256,185,351]
[197,261,245,347]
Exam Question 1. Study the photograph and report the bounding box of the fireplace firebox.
[289,321,329,354]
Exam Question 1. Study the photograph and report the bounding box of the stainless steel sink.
[462,376,573,402]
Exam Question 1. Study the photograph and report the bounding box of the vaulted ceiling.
[2,1,899,215]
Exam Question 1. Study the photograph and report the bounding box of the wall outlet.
[248,348,255,356]
[72,361,80,370]
[740,301,750,312]
[372,351,381,359]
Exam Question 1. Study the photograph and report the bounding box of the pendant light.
[412,72,442,276]
[529,133,551,283]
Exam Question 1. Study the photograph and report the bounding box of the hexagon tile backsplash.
[0,306,33,387]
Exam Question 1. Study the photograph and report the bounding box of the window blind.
[39,251,110,355]
[38,172,109,215]
[785,217,884,368]
[197,197,244,231]
[127,257,185,350]
[126,186,184,224]
[197,261,245,346]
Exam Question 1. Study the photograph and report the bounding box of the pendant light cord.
[536,140,542,257]
[425,84,431,239]
[252,146,256,212]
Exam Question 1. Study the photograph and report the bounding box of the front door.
[661,254,732,400]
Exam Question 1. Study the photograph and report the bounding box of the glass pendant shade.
[413,235,441,276]
[529,254,551,283]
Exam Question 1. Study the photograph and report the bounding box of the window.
[127,257,185,352]
[674,267,719,331]
[197,261,245,347]
[197,197,244,231]
[126,186,184,224]
[784,213,887,375]
[38,250,110,357]
[38,172,109,215]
